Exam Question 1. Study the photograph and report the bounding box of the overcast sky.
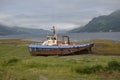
[0,0,120,30]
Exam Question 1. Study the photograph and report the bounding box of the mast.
[51,26,58,45]
[51,26,56,35]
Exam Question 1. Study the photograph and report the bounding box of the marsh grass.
[2,58,19,66]
[91,39,120,54]
[72,61,120,74]
[0,39,120,80]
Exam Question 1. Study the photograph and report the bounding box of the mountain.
[0,24,26,35]
[69,10,120,32]
[0,24,51,35]
[13,27,51,34]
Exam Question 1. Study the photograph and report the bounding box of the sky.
[0,0,120,31]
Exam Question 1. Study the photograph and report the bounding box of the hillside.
[0,24,51,35]
[0,24,25,35]
[69,10,120,32]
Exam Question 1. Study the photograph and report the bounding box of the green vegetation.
[73,61,120,74]
[69,10,120,32]
[0,39,120,80]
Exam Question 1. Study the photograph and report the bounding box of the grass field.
[0,39,120,80]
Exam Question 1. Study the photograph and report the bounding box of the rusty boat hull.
[28,43,94,56]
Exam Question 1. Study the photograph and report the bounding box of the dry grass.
[91,40,120,55]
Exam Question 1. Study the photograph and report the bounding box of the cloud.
[0,0,120,30]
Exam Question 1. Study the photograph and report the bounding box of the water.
[0,32,120,41]
[65,32,120,41]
